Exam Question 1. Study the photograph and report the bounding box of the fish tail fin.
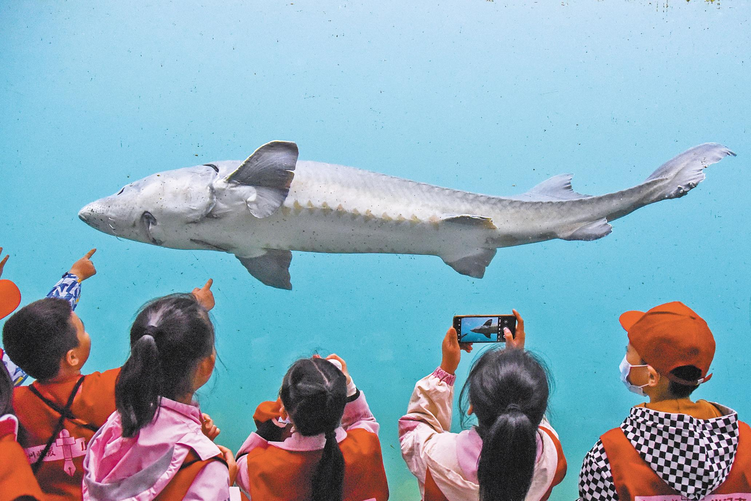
[645,143,735,200]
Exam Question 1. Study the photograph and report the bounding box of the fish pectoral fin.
[441,248,497,279]
[510,174,591,202]
[237,250,293,290]
[559,218,613,241]
[226,141,299,218]
[441,215,497,230]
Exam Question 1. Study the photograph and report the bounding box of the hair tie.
[325,429,337,440]
[505,403,522,413]
[141,333,156,343]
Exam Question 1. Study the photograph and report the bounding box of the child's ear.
[646,366,661,387]
[64,349,80,369]
[467,404,474,416]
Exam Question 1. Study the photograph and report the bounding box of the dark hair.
[280,358,347,501]
[459,348,550,501]
[668,365,702,398]
[116,294,215,438]
[2,298,79,381]
[1,362,14,416]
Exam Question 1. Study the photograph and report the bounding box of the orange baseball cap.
[0,279,22,320]
[619,301,715,386]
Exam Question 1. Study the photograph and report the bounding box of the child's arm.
[46,249,97,311]
[0,247,8,277]
[324,354,379,433]
[398,327,467,482]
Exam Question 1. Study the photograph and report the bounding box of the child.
[399,311,567,501]
[82,291,237,500]
[0,363,44,501]
[578,301,751,500]
[0,248,43,501]
[235,354,389,501]
[2,249,106,501]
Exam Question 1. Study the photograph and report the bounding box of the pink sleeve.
[340,390,379,435]
[184,460,231,501]
[235,453,251,495]
[398,367,455,483]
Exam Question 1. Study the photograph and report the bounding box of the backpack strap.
[31,375,88,472]
[28,379,99,432]
[153,449,227,501]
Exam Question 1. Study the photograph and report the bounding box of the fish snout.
[78,202,113,234]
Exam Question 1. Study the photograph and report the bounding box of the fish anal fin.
[560,218,612,241]
[442,248,497,279]
[510,174,591,202]
[441,215,497,230]
[237,250,293,290]
[226,141,299,218]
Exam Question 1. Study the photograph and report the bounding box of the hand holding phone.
[453,315,517,343]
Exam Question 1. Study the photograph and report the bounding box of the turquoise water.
[2,1,749,498]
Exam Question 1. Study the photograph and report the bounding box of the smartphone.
[453,315,516,343]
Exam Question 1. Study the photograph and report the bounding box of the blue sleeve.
[1,348,29,387]
[47,273,82,311]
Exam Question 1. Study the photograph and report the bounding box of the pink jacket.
[82,398,230,501]
[399,367,567,501]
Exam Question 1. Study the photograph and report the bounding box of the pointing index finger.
[203,278,213,290]
[84,249,97,259]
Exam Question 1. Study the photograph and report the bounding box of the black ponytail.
[312,429,345,501]
[460,348,550,501]
[116,294,214,438]
[280,358,347,501]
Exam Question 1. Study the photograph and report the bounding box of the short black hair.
[2,298,79,381]
[668,365,702,398]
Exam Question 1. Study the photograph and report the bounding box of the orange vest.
[601,421,751,500]
[13,368,120,501]
[0,421,44,501]
[243,428,389,501]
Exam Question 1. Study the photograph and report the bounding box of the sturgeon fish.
[79,141,735,289]
[471,319,497,339]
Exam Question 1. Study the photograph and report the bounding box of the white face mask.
[619,355,649,396]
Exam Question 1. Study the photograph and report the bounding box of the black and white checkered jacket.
[578,403,739,500]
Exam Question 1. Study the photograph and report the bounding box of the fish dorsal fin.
[483,319,492,326]
[226,141,299,218]
[510,174,591,202]
[236,249,293,290]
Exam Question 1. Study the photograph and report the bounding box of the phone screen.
[453,315,516,343]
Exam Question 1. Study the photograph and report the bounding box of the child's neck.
[175,392,195,405]
[45,365,83,384]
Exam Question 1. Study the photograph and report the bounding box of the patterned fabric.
[47,273,82,311]
[578,404,739,501]
[578,439,619,500]
[621,405,738,499]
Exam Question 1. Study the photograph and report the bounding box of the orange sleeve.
[0,435,44,501]
[76,367,121,426]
